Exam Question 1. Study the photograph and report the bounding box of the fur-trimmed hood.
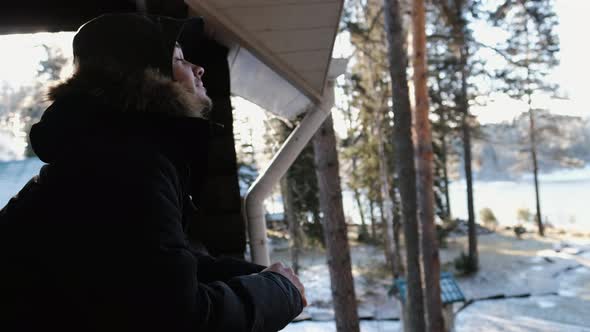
[30,65,212,165]
[48,65,210,119]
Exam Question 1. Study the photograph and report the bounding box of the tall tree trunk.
[462,112,477,264]
[436,0,477,271]
[459,43,478,270]
[353,188,367,229]
[280,177,301,274]
[371,199,383,241]
[527,91,545,236]
[383,0,426,331]
[369,199,377,240]
[440,114,452,219]
[411,0,444,330]
[377,108,401,276]
[313,114,360,332]
[391,188,405,277]
[524,20,545,236]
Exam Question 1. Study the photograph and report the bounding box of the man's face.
[172,46,212,108]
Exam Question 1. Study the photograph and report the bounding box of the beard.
[180,83,213,119]
[195,90,213,118]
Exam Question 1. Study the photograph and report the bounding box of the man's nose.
[193,65,204,79]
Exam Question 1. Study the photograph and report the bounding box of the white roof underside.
[185,0,344,120]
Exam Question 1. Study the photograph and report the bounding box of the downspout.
[244,80,336,266]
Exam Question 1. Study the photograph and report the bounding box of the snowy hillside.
[457,112,590,180]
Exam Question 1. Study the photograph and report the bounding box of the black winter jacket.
[0,68,302,332]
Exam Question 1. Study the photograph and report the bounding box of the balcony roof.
[0,0,344,119]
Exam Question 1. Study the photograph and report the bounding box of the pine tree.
[489,0,560,236]
[383,0,426,330]
[411,0,444,329]
[343,0,404,273]
[313,113,360,332]
[433,0,483,270]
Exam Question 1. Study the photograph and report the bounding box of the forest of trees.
[0,43,69,159]
[233,0,563,331]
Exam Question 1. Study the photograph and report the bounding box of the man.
[0,13,305,332]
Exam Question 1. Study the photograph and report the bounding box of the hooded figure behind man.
[0,13,303,332]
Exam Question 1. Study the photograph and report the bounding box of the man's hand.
[263,262,308,307]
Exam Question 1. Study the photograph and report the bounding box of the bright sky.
[0,0,587,127]
[0,32,74,86]
[469,0,590,123]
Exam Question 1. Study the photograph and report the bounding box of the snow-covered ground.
[276,230,590,331]
[282,321,400,332]
[455,294,590,332]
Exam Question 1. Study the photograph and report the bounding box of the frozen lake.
[0,158,44,208]
[2,158,590,233]
[334,167,590,233]
[449,168,590,232]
